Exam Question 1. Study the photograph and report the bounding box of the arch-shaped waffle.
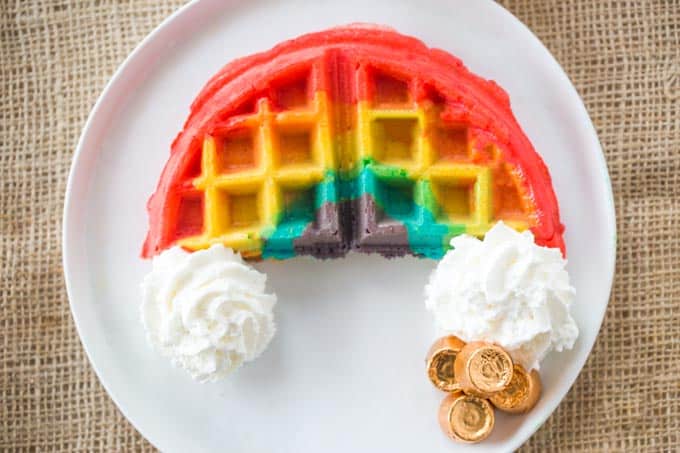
[143,25,565,260]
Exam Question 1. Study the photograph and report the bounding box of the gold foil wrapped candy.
[489,364,542,414]
[426,335,466,392]
[426,338,543,444]
[454,341,514,398]
[438,391,495,443]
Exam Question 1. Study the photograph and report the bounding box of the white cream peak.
[141,245,276,382]
[425,222,578,370]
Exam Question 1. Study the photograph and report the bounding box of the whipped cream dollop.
[425,222,578,370]
[141,245,276,382]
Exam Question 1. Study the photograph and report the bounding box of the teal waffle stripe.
[262,172,337,259]
[355,161,464,259]
[262,159,465,259]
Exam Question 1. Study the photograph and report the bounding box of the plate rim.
[62,0,617,451]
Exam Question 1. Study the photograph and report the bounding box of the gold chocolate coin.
[438,391,495,443]
[454,342,513,397]
[426,336,466,392]
[490,364,542,414]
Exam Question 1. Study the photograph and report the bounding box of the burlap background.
[1,0,678,451]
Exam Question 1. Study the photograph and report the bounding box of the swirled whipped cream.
[425,222,577,370]
[141,245,276,382]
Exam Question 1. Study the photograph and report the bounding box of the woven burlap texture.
[1,0,678,451]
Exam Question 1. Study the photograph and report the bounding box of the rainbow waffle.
[143,25,564,260]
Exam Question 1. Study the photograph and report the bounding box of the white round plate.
[63,0,616,451]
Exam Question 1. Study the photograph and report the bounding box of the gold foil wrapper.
[490,364,542,414]
[454,342,514,397]
[438,391,495,443]
[426,336,466,392]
